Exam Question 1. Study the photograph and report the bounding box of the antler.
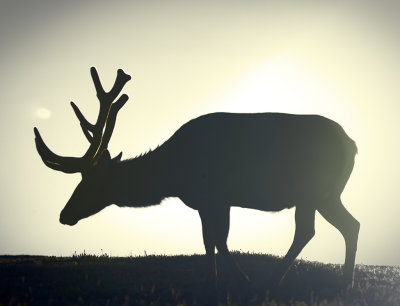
[34,67,131,173]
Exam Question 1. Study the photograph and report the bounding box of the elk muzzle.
[59,209,78,226]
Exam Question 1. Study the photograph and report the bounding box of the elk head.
[34,67,131,225]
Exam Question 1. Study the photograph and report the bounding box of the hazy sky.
[1,0,399,266]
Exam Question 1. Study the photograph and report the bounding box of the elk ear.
[112,152,123,162]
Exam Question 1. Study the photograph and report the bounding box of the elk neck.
[108,147,177,208]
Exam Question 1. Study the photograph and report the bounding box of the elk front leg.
[199,209,217,287]
[213,207,249,282]
[199,206,249,284]
[275,205,316,284]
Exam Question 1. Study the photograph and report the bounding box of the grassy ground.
[0,252,398,305]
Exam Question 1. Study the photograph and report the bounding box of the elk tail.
[349,138,358,156]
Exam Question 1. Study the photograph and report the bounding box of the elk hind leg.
[276,205,316,284]
[317,198,360,286]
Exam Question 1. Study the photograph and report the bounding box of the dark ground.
[0,252,398,305]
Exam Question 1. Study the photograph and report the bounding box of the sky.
[0,0,399,266]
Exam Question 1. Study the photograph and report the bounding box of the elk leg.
[317,198,360,286]
[213,207,250,282]
[275,205,316,284]
[199,209,217,287]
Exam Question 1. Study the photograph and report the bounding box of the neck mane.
[109,147,176,208]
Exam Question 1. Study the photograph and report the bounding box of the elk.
[35,67,359,287]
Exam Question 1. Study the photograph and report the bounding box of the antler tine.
[82,67,131,163]
[91,67,131,103]
[34,127,83,173]
[93,93,129,164]
[70,101,94,142]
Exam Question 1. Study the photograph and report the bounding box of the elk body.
[35,67,359,286]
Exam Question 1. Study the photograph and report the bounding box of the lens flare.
[36,108,51,119]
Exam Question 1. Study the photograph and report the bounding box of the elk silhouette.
[34,67,359,286]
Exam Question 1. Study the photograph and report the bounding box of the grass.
[0,252,398,305]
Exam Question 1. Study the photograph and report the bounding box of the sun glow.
[215,56,352,116]
[212,56,364,155]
